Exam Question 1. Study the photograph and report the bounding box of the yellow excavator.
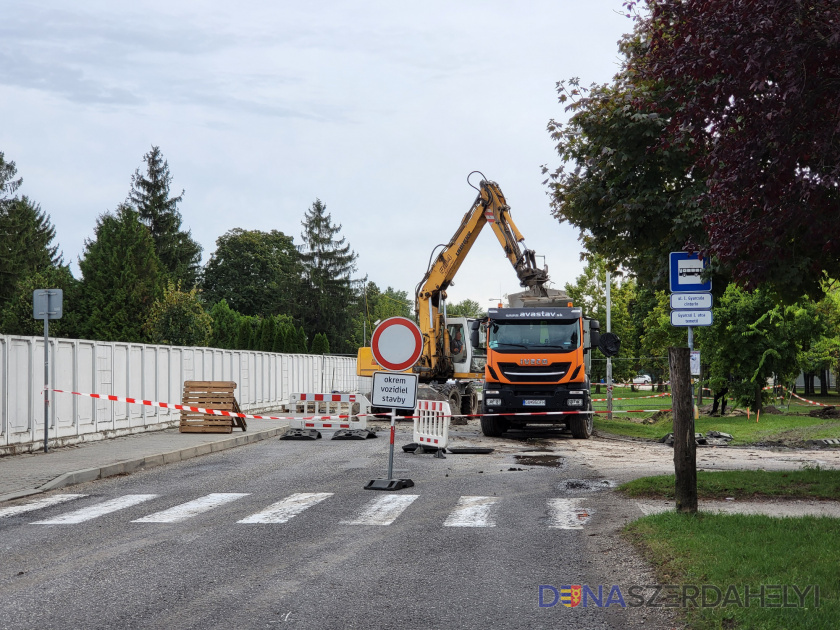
[357,172,552,415]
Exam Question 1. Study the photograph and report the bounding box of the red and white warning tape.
[592,392,672,402]
[773,385,833,407]
[51,389,668,421]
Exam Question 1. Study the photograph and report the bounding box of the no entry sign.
[370,317,423,372]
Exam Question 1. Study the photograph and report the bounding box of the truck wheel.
[480,415,509,437]
[569,404,593,439]
[460,388,478,416]
[433,383,462,418]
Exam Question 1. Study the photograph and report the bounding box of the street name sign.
[670,292,713,310]
[670,310,713,327]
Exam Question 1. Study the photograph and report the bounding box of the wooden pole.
[669,346,697,513]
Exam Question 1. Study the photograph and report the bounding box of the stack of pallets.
[179,381,247,433]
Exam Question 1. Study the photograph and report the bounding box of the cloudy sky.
[2,1,632,309]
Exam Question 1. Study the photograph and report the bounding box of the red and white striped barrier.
[51,389,669,422]
[773,386,832,407]
[287,393,371,430]
[414,400,451,449]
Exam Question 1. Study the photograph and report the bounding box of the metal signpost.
[365,317,423,491]
[669,252,712,414]
[33,289,63,453]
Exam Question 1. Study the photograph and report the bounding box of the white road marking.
[547,498,592,529]
[132,493,250,523]
[0,494,87,519]
[237,492,333,524]
[340,495,419,526]
[444,496,498,528]
[32,494,158,524]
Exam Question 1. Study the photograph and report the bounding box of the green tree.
[201,228,301,317]
[699,285,817,411]
[0,195,63,307]
[447,299,486,319]
[0,152,22,202]
[544,65,708,290]
[637,290,686,385]
[299,199,358,353]
[143,281,212,347]
[208,299,239,349]
[128,146,202,288]
[0,266,79,337]
[564,256,638,386]
[77,204,166,342]
[311,332,330,355]
[351,281,412,349]
[235,318,251,350]
[258,316,275,352]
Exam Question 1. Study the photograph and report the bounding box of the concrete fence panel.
[0,335,362,449]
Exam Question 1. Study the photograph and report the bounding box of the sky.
[1,1,632,310]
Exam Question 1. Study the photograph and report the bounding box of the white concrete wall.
[0,335,363,448]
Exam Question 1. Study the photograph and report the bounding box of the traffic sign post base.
[364,478,415,491]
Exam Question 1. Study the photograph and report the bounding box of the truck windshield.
[488,319,579,353]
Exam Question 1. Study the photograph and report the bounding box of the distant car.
[632,374,652,384]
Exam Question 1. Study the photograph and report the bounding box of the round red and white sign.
[370,317,423,372]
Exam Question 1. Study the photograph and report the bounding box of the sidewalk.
[0,419,288,503]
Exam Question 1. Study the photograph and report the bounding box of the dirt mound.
[809,406,840,419]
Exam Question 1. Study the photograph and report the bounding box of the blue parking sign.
[669,252,711,293]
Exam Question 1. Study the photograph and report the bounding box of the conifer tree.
[299,199,358,352]
[128,146,202,288]
[235,318,251,350]
[77,204,165,342]
[209,299,239,349]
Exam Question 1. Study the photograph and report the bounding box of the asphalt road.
[0,428,676,630]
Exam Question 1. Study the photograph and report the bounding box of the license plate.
[523,399,545,406]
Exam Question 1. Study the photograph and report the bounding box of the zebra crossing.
[1,492,594,529]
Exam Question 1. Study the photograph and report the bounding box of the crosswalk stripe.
[444,496,498,528]
[547,498,592,529]
[132,493,250,523]
[0,494,87,519]
[340,494,419,526]
[237,492,333,524]
[31,494,158,524]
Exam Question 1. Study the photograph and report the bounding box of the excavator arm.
[415,176,549,380]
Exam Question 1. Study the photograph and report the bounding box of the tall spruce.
[128,146,202,288]
[299,199,358,353]
[0,152,63,308]
[77,204,165,342]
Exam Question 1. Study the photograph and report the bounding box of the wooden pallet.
[179,381,247,433]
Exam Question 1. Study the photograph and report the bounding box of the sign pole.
[387,408,396,480]
[43,313,50,453]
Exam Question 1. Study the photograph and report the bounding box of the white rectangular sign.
[690,351,701,376]
[670,293,712,310]
[371,371,418,409]
[670,310,713,327]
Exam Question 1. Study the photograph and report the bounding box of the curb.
[0,425,287,504]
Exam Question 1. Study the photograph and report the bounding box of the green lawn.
[590,387,840,445]
[619,469,840,500]
[625,512,838,629]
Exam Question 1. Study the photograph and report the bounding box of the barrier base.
[364,478,415,491]
[332,429,377,440]
[281,429,322,440]
[404,442,446,457]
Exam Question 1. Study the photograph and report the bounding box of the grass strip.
[625,512,837,629]
[594,412,840,445]
[619,469,840,500]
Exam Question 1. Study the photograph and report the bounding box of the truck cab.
[478,306,601,438]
